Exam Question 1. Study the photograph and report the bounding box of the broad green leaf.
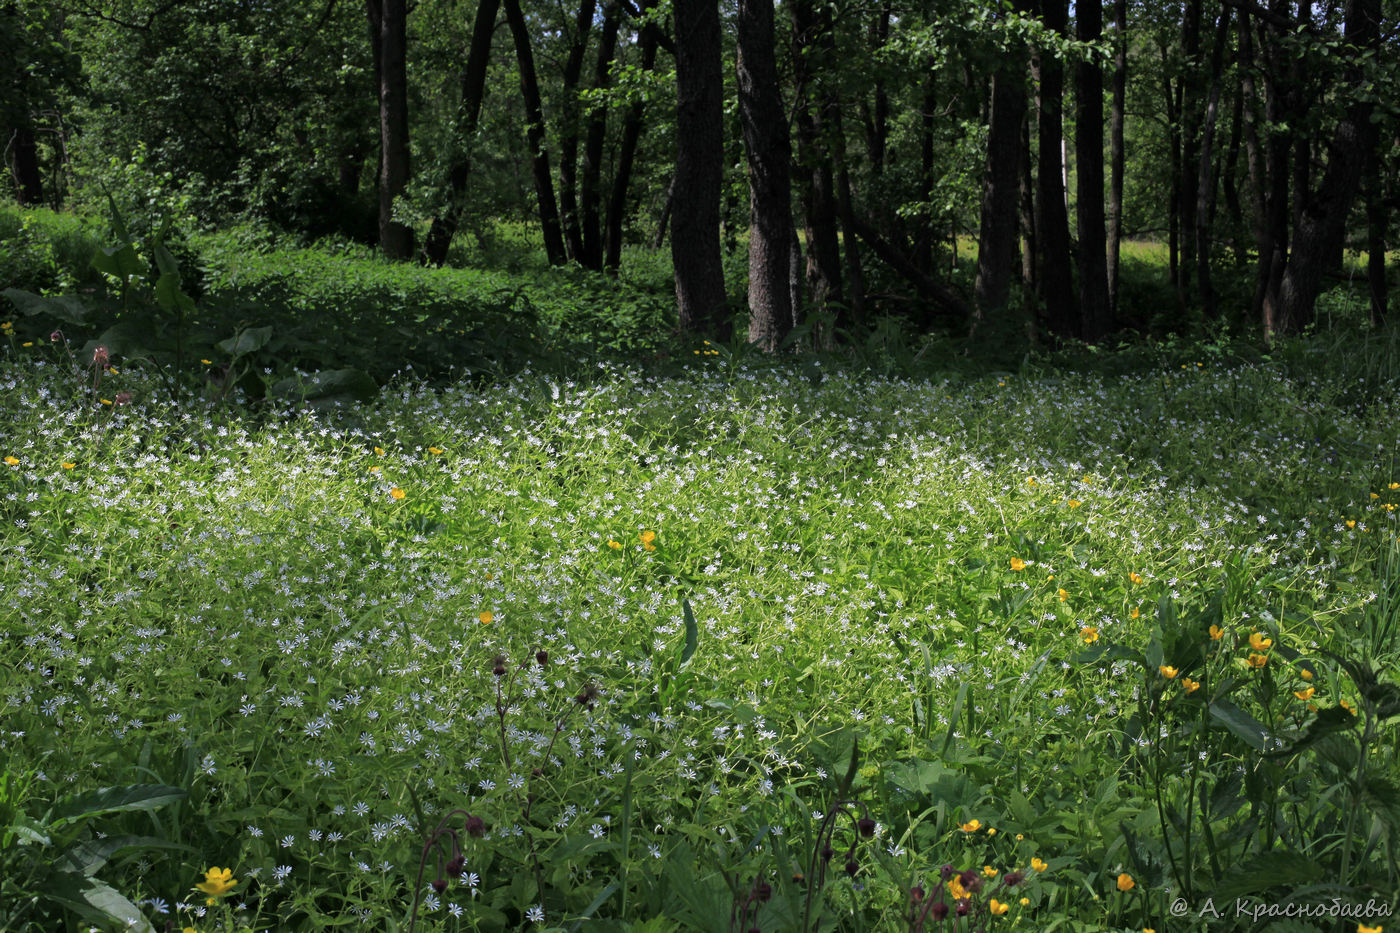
[2,288,94,325]
[58,835,191,875]
[567,882,619,933]
[153,272,195,314]
[91,244,145,281]
[40,870,156,933]
[50,784,186,825]
[217,325,274,357]
[153,241,181,278]
[1210,850,1322,900]
[1208,699,1272,751]
[272,368,378,402]
[1267,705,1357,757]
[679,598,699,668]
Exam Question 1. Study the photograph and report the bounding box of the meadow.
[3,212,1400,933]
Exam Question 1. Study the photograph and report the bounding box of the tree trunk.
[604,12,660,273]
[736,0,795,350]
[423,0,501,266]
[557,0,599,264]
[789,0,843,314]
[1277,0,1380,333]
[1076,0,1110,340]
[1222,77,1246,265]
[368,0,414,261]
[973,30,1027,327]
[1367,165,1387,327]
[503,0,568,265]
[1107,0,1127,316]
[580,0,620,270]
[1036,0,1075,338]
[9,125,44,205]
[1177,0,1203,304]
[1194,6,1232,319]
[672,0,729,336]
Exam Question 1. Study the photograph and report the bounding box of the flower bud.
[431,878,448,893]
[930,901,949,921]
[844,860,859,877]
[464,814,486,838]
[535,650,548,667]
[910,885,925,904]
[754,881,772,902]
[821,845,834,862]
[93,345,109,367]
[857,818,876,838]
[445,856,465,878]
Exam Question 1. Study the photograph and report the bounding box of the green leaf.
[679,598,699,668]
[40,870,156,933]
[58,835,191,875]
[50,784,187,826]
[217,325,274,357]
[567,882,619,933]
[1210,850,1322,900]
[2,288,94,325]
[153,272,195,314]
[271,368,378,402]
[91,244,145,281]
[1208,699,1272,752]
[153,241,181,278]
[1267,705,1357,757]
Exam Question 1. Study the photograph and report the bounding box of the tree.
[671,0,729,336]
[1036,0,1075,338]
[502,0,568,265]
[972,6,1028,327]
[1076,0,1110,340]
[368,0,414,260]
[736,0,796,350]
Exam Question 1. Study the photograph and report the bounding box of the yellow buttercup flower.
[1347,519,1357,528]
[1209,624,1223,641]
[1249,632,1273,652]
[1010,558,1027,571]
[1116,873,1135,892]
[1130,606,1140,619]
[374,446,385,456]
[639,529,657,551]
[983,865,998,877]
[390,488,405,500]
[959,818,981,833]
[607,539,622,550]
[1159,665,1179,679]
[1390,483,1399,490]
[1357,924,1382,933]
[948,874,967,899]
[1081,626,1099,644]
[1294,687,1315,701]
[1031,857,1047,872]
[428,446,444,455]
[1067,499,1082,508]
[987,827,997,835]
[1341,698,1357,715]
[61,462,75,470]
[195,866,237,897]
[479,611,494,624]
[1020,897,1030,906]
[1129,572,1144,585]
[1181,677,1201,694]
[1058,588,1069,602]
[1299,668,1313,681]
[989,899,1010,915]
[1248,653,1269,669]
[3,456,19,466]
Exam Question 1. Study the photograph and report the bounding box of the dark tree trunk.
[1036,0,1075,338]
[1162,53,1181,292]
[672,0,729,336]
[1177,0,1203,304]
[1195,6,1232,319]
[973,29,1027,327]
[423,0,501,266]
[604,12,660,273]
[580,0,620,270]
[10,125,44,205]
[1277,0,1380,333]
[1291,0,1312,238]
[1367,165,1387,326]
[1019,107,1038,325]
[736,0,795,349]
[1107,0,1127,316]
[368,0,414,261]
[503,0,568,265]
[917,71,938,270]
[1222,77,1246,264]
[790,0,843,314]
[1076,0,1110,340]
[557,0,599,264]
[862,2,891,176]
[1257,0,1292,335]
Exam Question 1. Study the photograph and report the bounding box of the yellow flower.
[200,359,212,365]
[1179,677,1200,694]
[1129,572,1144,585]
[989,899,1010,915]
[390,488,405,500]
[1341,698,1357,715]
[184,927,198,933]
[1081,626,1100,644]
[1294,686,1315,701]
[195,867,237,897]
[1026,477,1037,487]
[1130,606,1140,620]
[640,529,657,551]
[479,611,494,624]
[374,446,385,456]
[1068,499,1081,508]
[21,341,32,347]
[987,827,997,835]
[1371,492,1380,499]
[3,456,19,466]
[1159,665,1179,679]
[1249,632,1272,652]
[1016,833,1025,840]
[1248,653,1269,669]
[948,874,967,899]
[1116,873,1135,892]
[428,446,444,455]
[959,818,981,833]
[1031,857,1047,872]
[1020,897,1030,906]
[607,539,622,550]
[1390,483,1399,490]
[1300,668,1313,681]
[61,462,75,470]
[1347,519,1357,528]
[1058,588,1069,602]
[1010,558,1027,571]
[1358,925,1383,933]
[1209,624,1223,641]
[983,865,998,877]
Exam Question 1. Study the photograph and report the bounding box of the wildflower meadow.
[3,324,1399,933]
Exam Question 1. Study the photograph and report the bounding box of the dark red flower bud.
[464,814,486,838]
[445,856,465,878]
[536,650,548,666]
[821,845,834,862]
[754,881,772,902]
[431,878,448,893]
[939,864,955,880]
[844,860,859,877]
[910,885,925,904]
[930,901,949,921]
[92,346,109,367]
[857,818,876,838]
[1003,871,1024,887]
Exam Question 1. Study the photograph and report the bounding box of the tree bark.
[604,10,660,273]
[503,0,568,265]
[672,0,729,336]
[736,0,795,350]
[1036,0,1075,339]
[557,0,599,264]
[368,0,414,261]
[1367,165,1387,327]
[789,0,843,314]
[1107,0,1127,316]
[9,125,44,205]
[1277,0,1380,333]
[973,27,1027,328]
[1257,0,1291,334]
[580,0,620,270]
[1177,0,1203,304]
[1194,6,1232,319]
[1076,0,1110,340]
[423,0,501,266]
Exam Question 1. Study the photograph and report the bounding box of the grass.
[3,321,1399,931]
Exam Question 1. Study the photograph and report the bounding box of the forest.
[3,1,1400,932]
